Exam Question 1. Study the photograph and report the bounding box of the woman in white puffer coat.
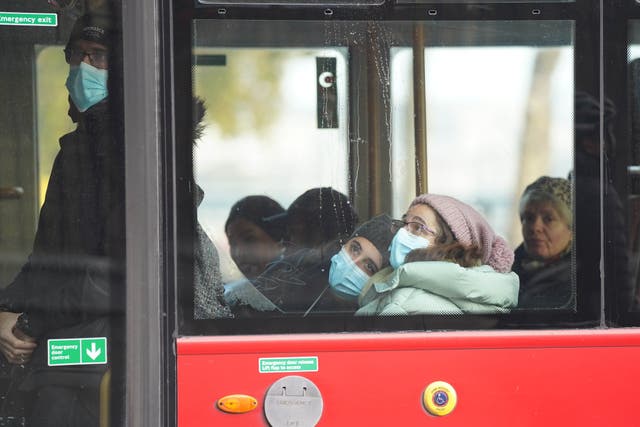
[356,194,519,316]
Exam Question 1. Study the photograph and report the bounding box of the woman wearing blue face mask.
[355,200,452,303]
[233,214,395,316]
[388,202,453,269]
[357,194,519,316]
[328,214,395,301]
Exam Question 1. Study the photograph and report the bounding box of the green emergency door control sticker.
[0,12,58,27]
[48,337,107,366]
[259,356,318,373]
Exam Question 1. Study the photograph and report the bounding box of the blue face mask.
[65,62,108,113]
[389,227,430,269]
[328,248,370,299]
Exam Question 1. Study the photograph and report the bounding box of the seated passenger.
[285,187,358,252]
[357,194,519,316]
[513,176,573,309]
[224,195,286,280]
[228,214,395,315]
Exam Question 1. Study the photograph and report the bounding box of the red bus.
[1,0,640,425]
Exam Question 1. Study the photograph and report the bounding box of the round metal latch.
[264,376,323,427]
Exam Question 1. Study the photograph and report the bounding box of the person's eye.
[365,261,377,275]
[349,242,360,255]
[391,220,404,232]
[422,225,436,236]
[543,215,554,224]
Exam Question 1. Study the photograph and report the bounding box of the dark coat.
[0,101,124,388]
[227,240,358,316]
[513,244,573,310]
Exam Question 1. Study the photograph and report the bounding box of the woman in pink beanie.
[404,194,514,272]
[356,194,519,316]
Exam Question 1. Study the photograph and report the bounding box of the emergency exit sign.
[48,337,107,366]
[0,12,58,27]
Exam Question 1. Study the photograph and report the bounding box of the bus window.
[391,45,573,240]
[390,21,575,311]
[179,17,592,330]
[192,46,350,285]
[627,22,640,315]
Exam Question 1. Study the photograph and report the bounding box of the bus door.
[172,0,640,426]
[0,1,132,425]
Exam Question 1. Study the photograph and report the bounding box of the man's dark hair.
[287,187,358,248]
[193,97,206,144]
[66,12,113,50]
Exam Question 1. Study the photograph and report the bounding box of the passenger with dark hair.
[227,215,395,316]
[225,195,286,280]
[285,187,358,251]
[513,176,573,309]
[357,195,519,316]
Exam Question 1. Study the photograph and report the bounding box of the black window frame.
[169,0,640,336]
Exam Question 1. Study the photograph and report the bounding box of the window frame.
[172,0,613,336]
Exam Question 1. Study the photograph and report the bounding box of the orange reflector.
[217,394,258,414]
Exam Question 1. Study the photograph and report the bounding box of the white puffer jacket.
[356,261,519,316]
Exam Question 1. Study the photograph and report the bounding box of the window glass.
[627,22,640,314]
[188,18,578,327]
[391,46,573,237]
[193,46,350,285]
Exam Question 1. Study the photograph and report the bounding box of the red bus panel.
[177,330,640,426]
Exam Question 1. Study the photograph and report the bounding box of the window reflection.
[190,20,576,319]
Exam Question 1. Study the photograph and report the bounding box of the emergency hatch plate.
[264,375,323,427]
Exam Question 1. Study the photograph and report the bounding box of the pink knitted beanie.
[410,194,514,273]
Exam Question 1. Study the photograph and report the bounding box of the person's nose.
[529,216,544,233]
[348,252,366,269]
[80,52,92,65]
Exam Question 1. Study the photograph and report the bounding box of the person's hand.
[0,312,36,365]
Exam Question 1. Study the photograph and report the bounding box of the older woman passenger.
[514,176,573,309]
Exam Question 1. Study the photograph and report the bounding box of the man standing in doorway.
[0,10,123,426]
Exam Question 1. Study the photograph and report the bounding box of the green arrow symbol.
[86,342,102,360]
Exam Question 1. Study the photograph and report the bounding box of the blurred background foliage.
[36,45,75,206]
[193,50,284,138]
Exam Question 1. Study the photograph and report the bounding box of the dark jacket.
[513,244,573,310]
[227,240,358,316]
[0,101,124,387]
